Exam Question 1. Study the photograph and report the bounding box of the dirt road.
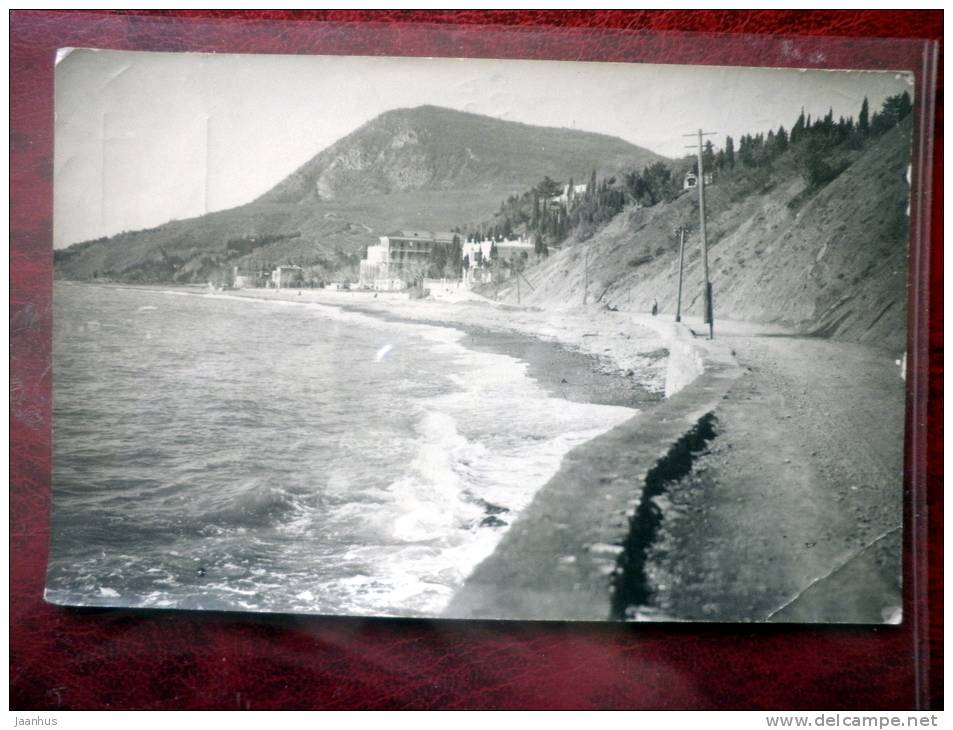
[641,326,905,623]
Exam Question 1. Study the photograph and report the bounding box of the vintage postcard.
[49,49,913,622]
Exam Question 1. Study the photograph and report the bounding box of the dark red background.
[10,10,943,710]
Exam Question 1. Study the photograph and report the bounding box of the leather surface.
[10,10,943,710]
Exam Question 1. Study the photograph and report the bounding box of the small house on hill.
[683,171,714,190]
[546,182,589,207]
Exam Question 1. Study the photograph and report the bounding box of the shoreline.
[445,315,904,623]
[181,284,673,410]
[334,305,664,411]
[58,281,904,624]
[52,282,656,618]
[56,282,718,620]
[444,328,740,620]
[211,286,723,621]
[70,282,669,410]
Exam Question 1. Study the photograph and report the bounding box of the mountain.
[492,117,913,352]
[54,105,666,283]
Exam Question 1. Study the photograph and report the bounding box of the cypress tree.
[859,97,870,135]
[776,125,788,153]
[898,91,913,120]
[791,108,806,144]
[725,135,735,168]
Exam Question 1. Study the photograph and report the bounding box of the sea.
[46,283,638,618]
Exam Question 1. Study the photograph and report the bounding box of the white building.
[232,267,263,289]
[547,182,589,207]
[359,230,458,291]
[683,171,715,190]
[271,265,304,289]
[462,236,534,264]
[462,236,538,287]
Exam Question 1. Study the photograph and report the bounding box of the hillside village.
[373,93,913,352]
[199,172,677,294]
[349,168,717,294]
[53,106,663,285]
[55,93,913,352]
[233,91,911,354]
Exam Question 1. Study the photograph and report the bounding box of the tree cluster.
[456,90,912,260]
[425,235,464,278]
[463,161,683,252]
[711,91,912,190]
[622,162,681,208]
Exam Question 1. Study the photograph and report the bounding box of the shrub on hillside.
[796,139,851,191]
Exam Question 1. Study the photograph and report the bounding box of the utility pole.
[583,247,589,305]
[515,260,521,304]
[518,266,535,296]
[674,226,688,323]
[684,129,717,339]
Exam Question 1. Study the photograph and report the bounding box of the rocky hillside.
[495,118,912,352]
[54,106,664,284]
[260,105,662,203]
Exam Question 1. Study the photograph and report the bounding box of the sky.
[54,49,913,248]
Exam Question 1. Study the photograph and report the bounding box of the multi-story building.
[232,267,265,289]
[359,230,458,291]
[271,264,304,289]
[462,236,539,287]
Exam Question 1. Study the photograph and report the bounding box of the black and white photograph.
[49,49,914,623]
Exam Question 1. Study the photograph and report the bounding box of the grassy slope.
[500,119,912,352]
[54,191,521,280]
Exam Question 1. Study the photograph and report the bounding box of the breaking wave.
[48,285,637,617]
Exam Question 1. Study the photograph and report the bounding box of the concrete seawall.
[444,321,741,621]
[628,317,708,398]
